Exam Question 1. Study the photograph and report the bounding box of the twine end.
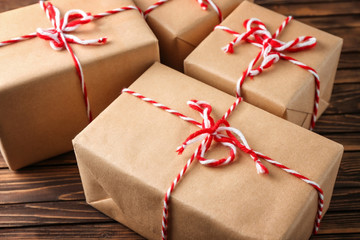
[222,44,234,54]
[200,3,208,10]
[98,37,107,44]
[176,146,185,155]
[256,162,269,175]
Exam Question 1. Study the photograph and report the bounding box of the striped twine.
[0,0,141,122]
[215,17,320,130]
[122,88,324,239]
[143,0,222,21]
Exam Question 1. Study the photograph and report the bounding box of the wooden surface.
[0,0,359,239]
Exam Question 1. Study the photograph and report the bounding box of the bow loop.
[36,2,106,51]
[175,99,270,173]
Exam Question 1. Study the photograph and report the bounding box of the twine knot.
[175,99,269,174]
[36,2,107,51]
[220,17,317,85]
[215,16,320,130]
[196,0,208,10]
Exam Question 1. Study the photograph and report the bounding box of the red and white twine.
[215,17,320,130]
[0,0,141,122]
[143,0,223,22]
[122,88,324,239]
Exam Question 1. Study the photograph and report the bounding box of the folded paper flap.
[75,62,343,238]
[0,0,154,89]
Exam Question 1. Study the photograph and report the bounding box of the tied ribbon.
[215,17,320,130]
[122,88,324,240]
[144,0,223,21]
[36,3,107,51]
[0,0,142,122]
[175,100,269,174]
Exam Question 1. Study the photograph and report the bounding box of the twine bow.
[215,17,320,130]
[36,2,107,51]
[176,100,269,174]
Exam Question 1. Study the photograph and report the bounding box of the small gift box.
[0,0,159,170]
[73,62,343,240]
[184,1,343,129]
[133,0,247,71]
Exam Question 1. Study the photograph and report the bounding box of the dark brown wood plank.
[0,0,37,13]
[314,114,360,133]
[263,1,360,17]
[326,83,360,114]
[0,166,83,204]
[256,0,352,4]
[325,27,360,53]
[339,52,360,69]
[334,69,360,84]
[0,151,76,169]
[1,223,359,240]
[323,133,360,151]
[317,211,360,234]
[296,15,360,29]
[329,187,360,212]
[0,200,110,228]
[0,223,144,239]
[311,233,360,240]
[334,151,360,188]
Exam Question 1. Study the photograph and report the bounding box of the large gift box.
[73,62,343,239]
[185,1,343,129]
[133,0,246,71]
[0,0,159,170]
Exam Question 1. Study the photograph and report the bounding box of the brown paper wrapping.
[184,1,343,129]
[0,0,159,170]
[134,0,248,71]
[73,62,343,239]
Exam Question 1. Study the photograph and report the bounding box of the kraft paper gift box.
[0,0,159,170]
[184,1,343,129]
[73,62,343,240]
[133,0,248,72]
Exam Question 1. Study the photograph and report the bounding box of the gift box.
[133,0,247,71]
[184,1,343,129]
[73,62,343,239]
[0,0,159,170]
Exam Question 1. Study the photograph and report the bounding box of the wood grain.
[264,1,360,17]
[1,223,359,240]
[295,15,360,29]
[334,69,360,84]
[329,187,360,212]
[317,211,360,234]
[326,83,360,114]
[314,114,360,133]
[0,151,76,169]
[0,223,144,239]
[322,133,360,151]
[0,166,83,204]
[334,151,360,188]
[338,52,360,69]
[312,233,360,240]
[0,201,110,228]
[0,0,37,12]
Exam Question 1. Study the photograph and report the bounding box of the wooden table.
[0,0,359,239]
